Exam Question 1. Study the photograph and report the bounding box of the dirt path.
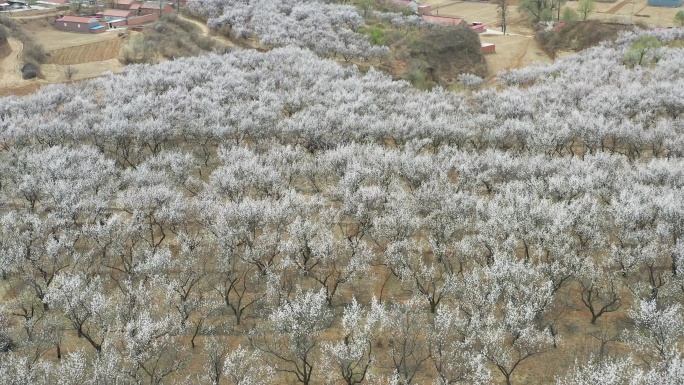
[605,0,632,14]
[0,38,26,89]
[178,15,235,48]
[510,38,531,68]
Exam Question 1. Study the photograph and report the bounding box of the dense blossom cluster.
[0,2,683,382]
[187,0,390,61]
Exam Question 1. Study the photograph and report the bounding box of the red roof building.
[116,0,140,10]
[103,8,133,19]
[417,5,431,14]
[481,43,495,54]
[550,22,566,32]
[422,15,468,27]
[471,23,487,33]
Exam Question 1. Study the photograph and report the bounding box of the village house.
[421,15,468,27]
[471,22,487,33]
[417,5,431,14]
[138,1,173,15]
[4,0,28,9]
[101,8,134,28]
[36,0,70,6]
[115,0,140,10]
[103,7,159,27]
[481,43,495,54]
[54,15,101,33]
[102,8,133,20]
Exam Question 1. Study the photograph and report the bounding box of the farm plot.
[47,39,122,65]
[20,17,120,51]
[481,33,551,74]
[0,17,124,96]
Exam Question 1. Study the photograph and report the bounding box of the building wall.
[126,13,158,25]
[647,0,682,6]
[117,1,136,9]
[417,5,431,14]
[138,4,172,15]
[472,24,487,33]
[422,15,468,27]
[109,19,127,28]
[105,13,157,28]
[55,21,96,33]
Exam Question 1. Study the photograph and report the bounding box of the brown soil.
[48,39,122,65]
[0,38,26,89]
[0,83,43,97]
[0,58,124,97]
[0,39,10,58]
[481,34,551,76]
[606,0,633,14]
[42,58,124,82]
[391,57,408,76]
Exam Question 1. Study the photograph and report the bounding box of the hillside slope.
[0,4,683,383]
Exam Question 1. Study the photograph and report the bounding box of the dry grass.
[536,20,635,58]
[0,37,10,58]
[370,23,487,89]
[119,14,221,64]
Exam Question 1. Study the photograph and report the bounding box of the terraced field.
[47,39,122,65]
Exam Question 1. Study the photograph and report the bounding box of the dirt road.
[0,38,26,89]
[605,0,632,14]
[178,15,235,48]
